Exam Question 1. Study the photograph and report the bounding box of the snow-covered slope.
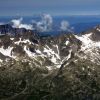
[75,27,100,64]
[0,32,74,71]
[0,25,100,69]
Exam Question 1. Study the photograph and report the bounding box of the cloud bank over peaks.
[11,18,33,30]
[10,14,73,33]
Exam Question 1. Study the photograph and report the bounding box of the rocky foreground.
[0,25,100,100]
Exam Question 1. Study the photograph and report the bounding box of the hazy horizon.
[0,0,100,16]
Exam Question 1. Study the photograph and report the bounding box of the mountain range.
[0,24,100,100]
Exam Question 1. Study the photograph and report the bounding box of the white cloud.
[60,20,74,32]
[11,18,33,30]
[33,14,53,32]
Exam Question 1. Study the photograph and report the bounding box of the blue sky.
[0,0,100,16]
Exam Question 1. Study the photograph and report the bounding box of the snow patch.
[0,59,3,62]
[62,49,72,63]
[66,49,72,60]
[15,38,32,45]
[96,28,100,32]
[46,66,52,70]
[75,33,100,63]
[24,46,35,57]
[82,67,85,71]
[10,38,14,40]
[75,33,100,51]
[0,46,15,58]
[43,45,60,64]
[65,41,69,45]
[36,49,42,54]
